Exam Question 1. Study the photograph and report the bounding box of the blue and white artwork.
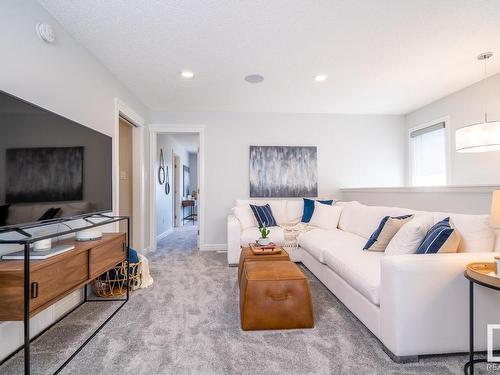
[249,146,317,198]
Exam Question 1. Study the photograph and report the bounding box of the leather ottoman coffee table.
[238,246,290,283]
[240,261,314,330]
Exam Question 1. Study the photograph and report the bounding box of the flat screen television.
[0,91,112,228]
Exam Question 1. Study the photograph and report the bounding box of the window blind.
[410,122,445,138]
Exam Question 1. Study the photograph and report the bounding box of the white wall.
[155,134,190,238]
[406,73,500,185]
[150,111,406,246]
[0,0,148,361]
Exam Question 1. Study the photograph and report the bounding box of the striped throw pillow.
[250,204,277,228]
[364,215,413,252]
[416,217,461,254]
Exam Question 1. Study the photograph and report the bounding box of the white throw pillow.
[232,206,257,230]
[309,201,343,230]
[433,212,495,253]
[385,215,433,256]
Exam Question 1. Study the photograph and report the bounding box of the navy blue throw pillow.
[301,198,334,223]
[250,204,277,228]
[416,217,460,254]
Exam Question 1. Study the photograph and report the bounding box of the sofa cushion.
[232,206,257,230]
[301,198,333,223]
[240,226,285,247]
[299,228,366,264]
[236,200,287,225]
[363,215,413,252]
[250,204,277,228]
[309,202,343,230]
[432,212,494,253]
[338,203,414,239]
[323,246,383,305]
[286,200,303,223]
[386,214,434,255]
[416,217,460,254]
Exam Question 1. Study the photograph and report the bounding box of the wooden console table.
[0,233,126,321]
[0,214,130,375]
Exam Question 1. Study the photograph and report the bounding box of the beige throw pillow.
[364,215,414,252]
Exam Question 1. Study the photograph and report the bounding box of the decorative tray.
[249,243,282,255]
[466,262,500,288]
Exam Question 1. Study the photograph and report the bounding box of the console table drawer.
[89,235,126,278]
[30,251,88,311]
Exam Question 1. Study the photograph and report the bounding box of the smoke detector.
[36,22,55,44]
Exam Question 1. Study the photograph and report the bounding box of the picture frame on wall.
[249,145,317,198]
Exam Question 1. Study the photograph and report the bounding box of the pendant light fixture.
[455,52,500,153]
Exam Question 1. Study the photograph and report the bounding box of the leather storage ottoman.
[240,261,314,330]
[238,247,289,283]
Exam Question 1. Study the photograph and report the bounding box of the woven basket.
[92,260,142,298]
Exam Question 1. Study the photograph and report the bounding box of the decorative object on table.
[250,203,277,227]
[257,223,271,246]
[456,52,500,153]
[249,242,281,255]
[6,146,83,203]
[92,248,142,297]
[76,227,103,241]
[158,148,166,184]
[183,165,190,196]
[33,237,52,252]
[249,145,317,198]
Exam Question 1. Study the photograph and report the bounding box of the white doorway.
[173,153,181,227]
[113,99,145,251]
[118,117,134,238]
[149,125,204,252]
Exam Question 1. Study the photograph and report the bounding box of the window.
[409,120,449,186]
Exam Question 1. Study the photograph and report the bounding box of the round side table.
[464,262,500,374]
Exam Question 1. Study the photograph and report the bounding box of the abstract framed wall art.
[249,146,317,198]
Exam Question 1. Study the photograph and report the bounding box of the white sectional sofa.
[227,199,500,361]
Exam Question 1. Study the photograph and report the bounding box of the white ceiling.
[38,0,500,115]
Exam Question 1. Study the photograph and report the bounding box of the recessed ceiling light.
[245,74,264,83]
[181,70,194,79]
[313,74,327,82]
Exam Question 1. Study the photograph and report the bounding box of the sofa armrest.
[227,214,242,265]
[380,252,500,357]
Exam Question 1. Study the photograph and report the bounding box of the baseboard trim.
[156,228,173,241]
[200,243,227,251]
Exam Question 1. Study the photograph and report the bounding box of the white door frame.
[149,124,205,251]
[113,98,146,251]
[172,152,181,227]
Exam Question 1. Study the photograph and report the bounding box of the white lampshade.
[456,121,500,153]
[491,190,500,228]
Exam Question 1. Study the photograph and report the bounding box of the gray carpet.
[0,226,478,374]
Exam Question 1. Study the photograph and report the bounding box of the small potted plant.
[257,224,271,246]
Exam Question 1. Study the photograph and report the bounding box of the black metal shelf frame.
[0,213,130,375]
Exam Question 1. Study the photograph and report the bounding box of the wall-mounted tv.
[0,91,112,228]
